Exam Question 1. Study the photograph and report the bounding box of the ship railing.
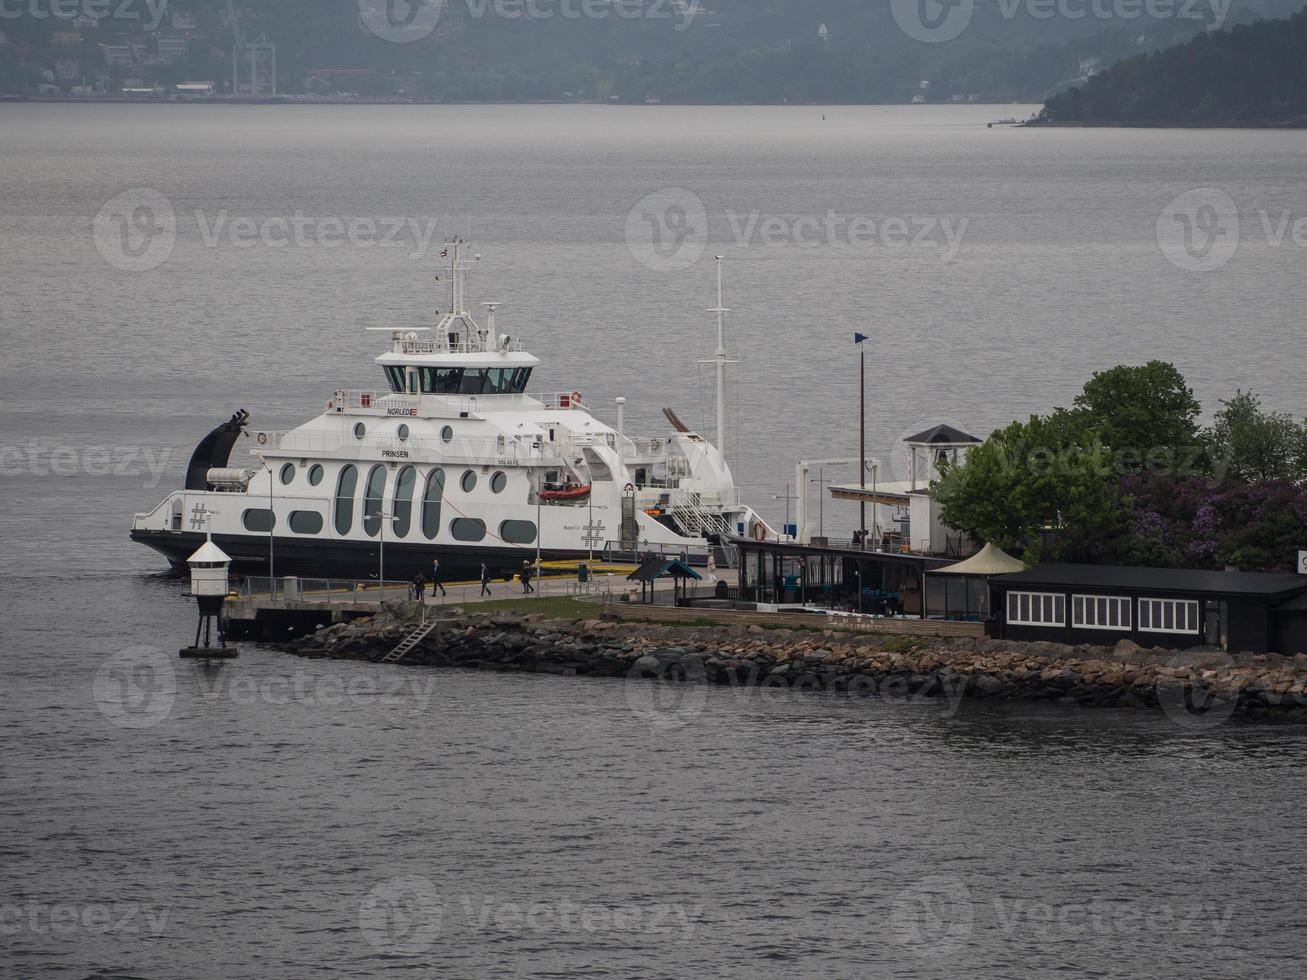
[246,430,575,465]
[329,390,418,411]
[240,576,415,604]
[397,338,525,354]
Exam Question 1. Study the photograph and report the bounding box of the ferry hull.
[129,528,599,583]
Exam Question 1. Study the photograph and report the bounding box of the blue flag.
[854,332,868,344]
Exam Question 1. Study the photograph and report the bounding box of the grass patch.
[454,596,599,619]
[880,635,924,654]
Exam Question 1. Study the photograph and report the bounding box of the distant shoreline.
[1,95,1040,109]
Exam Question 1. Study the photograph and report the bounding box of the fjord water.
[3,104,1307,978]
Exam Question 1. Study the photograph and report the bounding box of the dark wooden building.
[989,564,1307,654]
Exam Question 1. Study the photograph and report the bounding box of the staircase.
[381,617,440,664]
[669,489,735,540]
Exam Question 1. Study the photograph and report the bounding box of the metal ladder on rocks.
[382,614,439,664]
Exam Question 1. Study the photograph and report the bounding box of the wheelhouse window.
[362,465,387,537]
[416,366,533,395]
[333,465,357,535]
[1072,595,1132,631]
[392,466,416,537]
[1006,591,1065,627]
[450,518,486,542]
[383,366,405,393]
[421,468,445,540]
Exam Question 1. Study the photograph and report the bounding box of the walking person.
[431,557,447,597]
[479,562,492,597]
[521,560,534,594]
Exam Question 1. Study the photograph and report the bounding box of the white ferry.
[130,242,772,581]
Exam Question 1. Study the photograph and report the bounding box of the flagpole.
[855,332,868,548]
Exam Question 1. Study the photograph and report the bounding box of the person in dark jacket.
[479,563,492,597]
[521,560,534,594]
[431,558,447,597]
[412,572,427,601]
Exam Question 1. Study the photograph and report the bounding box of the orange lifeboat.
[539,483,592,503]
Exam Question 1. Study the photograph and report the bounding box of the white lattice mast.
[435,239,482,349]
[700,256,737,460]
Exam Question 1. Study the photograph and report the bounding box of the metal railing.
[397,338,525,354]
[240,577,416,604]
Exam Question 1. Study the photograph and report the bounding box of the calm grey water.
[3,104,1307,978]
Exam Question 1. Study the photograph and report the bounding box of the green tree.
[1204,390,1305,484]
[933,410,1129,561]
[1072,361,1202,470]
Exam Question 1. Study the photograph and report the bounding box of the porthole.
[279,462,295,485]
[499,519,537,545]
[289,511,323,534]
[450,518,486,542]
[353,422,367,440]
[441,425,454,443]
[308,464,324,486]
[490,471,507,494]
[397,424,409,442]
[242,508,275,532]
[461,469,477,493]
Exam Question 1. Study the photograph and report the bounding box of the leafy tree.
[1072,361,1202,472]
[933,410,1129,561]
[1204,390,1305,484]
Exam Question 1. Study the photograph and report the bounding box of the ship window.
[441,425,454,443]
[392,466,416,537]
[500,519,536,545]
[421,468,445,539]
[459,369,489,394]
[461,469,477,493]
[451,518,486,542]
[362,465,386,537]
[289,511,323,534]
[308,464,324,486]
[419,367,464,394]
[242,508,275,532]
[490,471,507,494]
[397,424,409,442]
[383,366,405,393]
[334,465,358,534]
[353,422,366,440]
[279,463,295,485]
[408,370,419,394]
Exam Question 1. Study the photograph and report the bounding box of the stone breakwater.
[276,603,1307,723]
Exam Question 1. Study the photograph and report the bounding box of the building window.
[461,469,477,493]
[392,465,416,537]
[308,464,324,486]
[1139,598,1200,633]
[279,462,295,485]
[289,510,323,534]
[1006,591,1065,627]
[490,471,507,494]
[499,519,536,545]
[450,517,486,542]
[334,465,357,534]
[362,465,386,537]
[421,468,445,540]
[242,508,275,532]
[1072,594,1132,631]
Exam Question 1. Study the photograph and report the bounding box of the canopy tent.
[933,542,1024,576]
[925,543,1024,621]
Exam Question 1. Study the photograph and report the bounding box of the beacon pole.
[854,332,868,549]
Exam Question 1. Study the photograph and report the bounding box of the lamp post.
[772,483,798,540]
[262,462,276,589]
[854,332,868,548]
[808,468,829,540]
[535,470,543,598]
[378,508,391,598]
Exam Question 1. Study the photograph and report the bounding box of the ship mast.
[702,256,737,460]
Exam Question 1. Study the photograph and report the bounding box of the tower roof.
[904,423,982,446]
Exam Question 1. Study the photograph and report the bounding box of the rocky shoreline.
[275,602,1307,724]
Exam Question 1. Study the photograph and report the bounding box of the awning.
[932,542,1024,576]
